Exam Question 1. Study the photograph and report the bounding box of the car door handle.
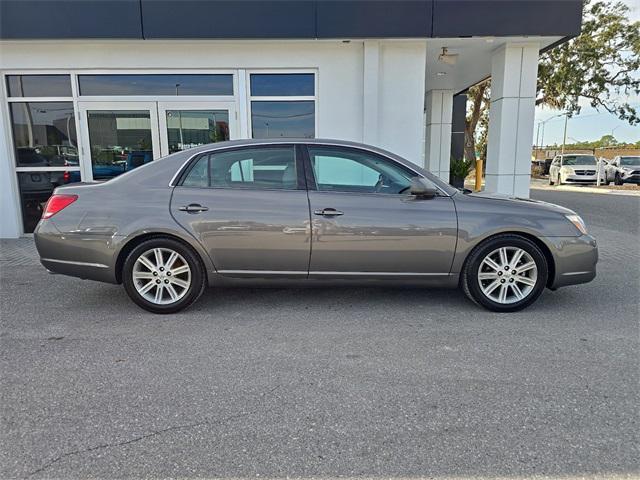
[314,208,344,217]
[179,204,209,213]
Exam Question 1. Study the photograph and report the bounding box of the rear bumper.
[34,220,119,284]
[542,234,598,289]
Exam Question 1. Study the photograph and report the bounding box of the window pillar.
[424,89,453,182]
[485,43,539,197]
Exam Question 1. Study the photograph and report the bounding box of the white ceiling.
[425,36,563,93]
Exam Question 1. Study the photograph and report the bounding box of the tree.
[465,0,640,161]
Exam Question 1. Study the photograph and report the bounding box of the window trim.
[176,144,305,192]
[246,69,318,139]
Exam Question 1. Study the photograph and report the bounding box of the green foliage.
[537,0,640,124]
[450,157,473,179]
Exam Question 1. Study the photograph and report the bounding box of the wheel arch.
[114,231,211,284]
[461,231,556,288]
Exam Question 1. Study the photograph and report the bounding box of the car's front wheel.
[122,237,206,314]
[461,234,548,312]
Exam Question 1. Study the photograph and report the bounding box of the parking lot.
[1,190,638,479]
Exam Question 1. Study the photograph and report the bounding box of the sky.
[534,0,640,146]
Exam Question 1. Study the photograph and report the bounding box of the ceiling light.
[438,47,458,66]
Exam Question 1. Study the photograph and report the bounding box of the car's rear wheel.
[122,238,206,314]
[462,235,548,312]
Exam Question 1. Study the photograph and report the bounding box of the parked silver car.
[604,155,640,185]
[548,154,599,185]
[34,139,597,314]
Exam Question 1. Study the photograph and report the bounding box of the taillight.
[63,171,70,183]
[42,194,78,219]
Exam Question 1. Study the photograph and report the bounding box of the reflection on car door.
[170,145,311,276]
[303,145,458,278]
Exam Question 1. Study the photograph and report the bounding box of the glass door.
[78,101,160,182]
[157,101,237,156]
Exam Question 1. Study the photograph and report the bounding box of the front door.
[304,145,458,278]
[78,101,238,181]
[78,101,161,182]
[170,144,311,276]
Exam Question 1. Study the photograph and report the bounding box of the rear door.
[303,144,457,278]
[170,144,311,277]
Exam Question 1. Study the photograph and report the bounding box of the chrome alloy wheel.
[132,248,191,305]
[477,247,538,304]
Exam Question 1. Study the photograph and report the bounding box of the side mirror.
[409,177,437,199]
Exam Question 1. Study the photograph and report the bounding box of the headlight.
[566,214,588,235]
[562,166,574,173]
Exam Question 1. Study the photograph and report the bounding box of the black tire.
[461,234,548,312]
[614,173,623,186]
[122,237,207,314]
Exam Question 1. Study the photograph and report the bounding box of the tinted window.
[562,155,596,166]
[182,156,209,188]
[6,75,72,97]
[9,102,78,167]
[78,74,233,96]
[308,146,412,194]
[620,156,640,166]
[251,101,314,138]
[250,74,314,96]
[182,147,297,190]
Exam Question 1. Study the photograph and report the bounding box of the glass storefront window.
[78,74,234,96]
[251,101,315,138]
[165,110,229,154]
[17,171,82,233]
[250,74,314,96]
[9,102,78,167]
[86,110,155,180]
[6,75,72,97]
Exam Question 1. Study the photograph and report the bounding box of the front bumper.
[620,173,640,184]
[563,174,597,184]
[542,234,598,289]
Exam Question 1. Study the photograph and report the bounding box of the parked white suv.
[549,154,598,185]
[604,156,640,185]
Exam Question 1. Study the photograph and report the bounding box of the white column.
[362,40,380,145]
[0,97,22,238]
[424,89,453,182]
[485,43,539,197]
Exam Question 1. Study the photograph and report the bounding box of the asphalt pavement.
[1,190,638,479]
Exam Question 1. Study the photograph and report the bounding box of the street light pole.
[561,114,569,155]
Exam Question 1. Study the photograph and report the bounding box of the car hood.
[463,191,576,215]
[562,164,598,169]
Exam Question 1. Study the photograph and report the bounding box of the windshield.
[562,155,596,166]
[620,156,640,166]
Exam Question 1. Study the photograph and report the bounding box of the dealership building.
[0,0,582,238]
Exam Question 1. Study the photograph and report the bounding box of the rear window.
[562,155,596,166]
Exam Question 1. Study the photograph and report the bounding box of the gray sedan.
[34,139,597,314]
